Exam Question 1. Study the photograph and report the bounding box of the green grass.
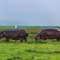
[0,26,60,60]
[0,42,60,60]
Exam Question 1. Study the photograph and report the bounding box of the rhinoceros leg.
[56,38,59,42]
[20,38,23,42]
[41,36,45,40]
[24,37,27,42]
[45,38,47,40]
[6,38,9,42]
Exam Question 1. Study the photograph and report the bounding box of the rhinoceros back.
[2,29,27,38]
[40,28,60,36]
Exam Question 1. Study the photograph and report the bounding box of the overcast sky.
[0,0,60,26]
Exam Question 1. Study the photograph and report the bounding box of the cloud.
[0,0,60,26]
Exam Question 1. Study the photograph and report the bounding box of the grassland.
[0,26,60,60]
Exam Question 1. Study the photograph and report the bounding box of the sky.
[0,0,60,26]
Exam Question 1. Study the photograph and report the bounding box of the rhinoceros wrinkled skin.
[35,28,60,42]
[0,29,28,42]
